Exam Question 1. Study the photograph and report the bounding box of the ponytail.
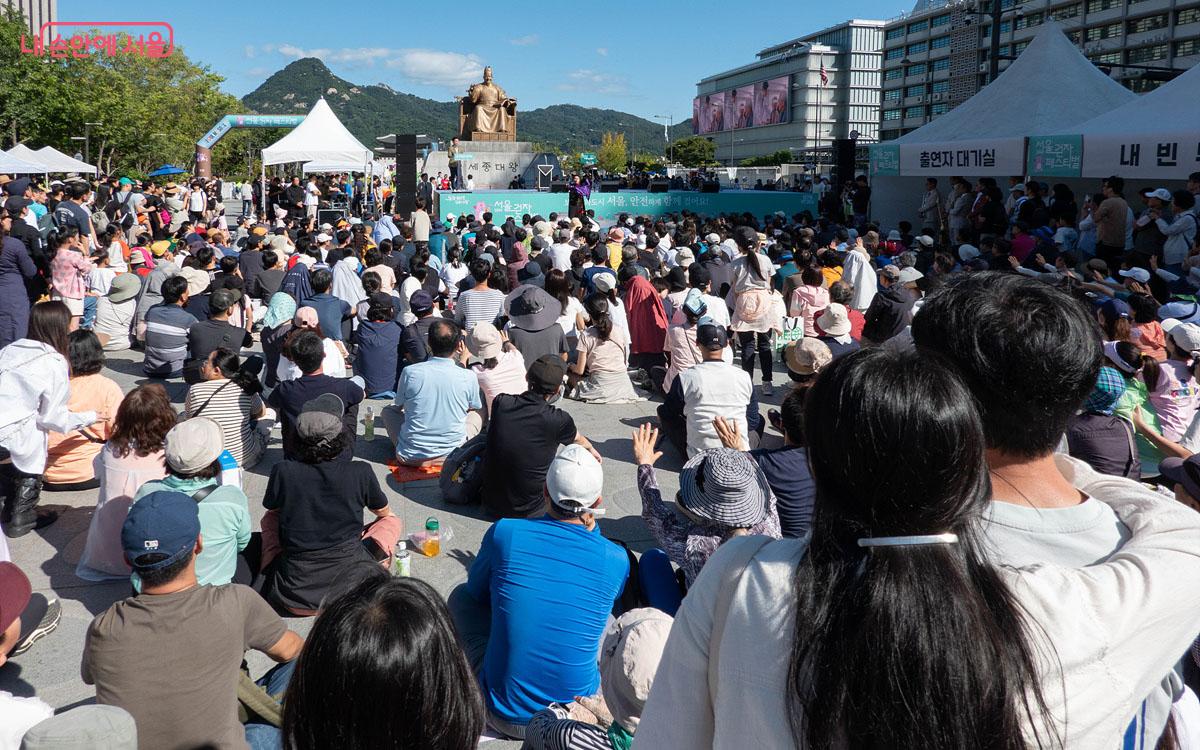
[584,293,613,342]
[732,225,765,281]
[211,348,264,395]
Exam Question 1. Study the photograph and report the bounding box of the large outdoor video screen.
[752,75,789,127]
[732,85,755,129]
[692,96,701,134]
[696,92,726,134]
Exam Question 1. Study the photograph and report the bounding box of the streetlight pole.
[83,121,102,166]
[653,114,674,162]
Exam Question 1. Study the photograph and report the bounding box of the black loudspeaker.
[833,138,856,186]
[700,181,720,193]
[600,180,621,193]
[317,208,347,225]
[393,134,418,216]
[550,179,569,193]
[648,180,669,193]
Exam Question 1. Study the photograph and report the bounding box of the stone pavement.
[0,339,782,745]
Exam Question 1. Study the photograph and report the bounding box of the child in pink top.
[788,266,830,338]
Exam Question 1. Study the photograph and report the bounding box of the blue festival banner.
[437,190,818,225]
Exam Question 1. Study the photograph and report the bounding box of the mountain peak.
[278,57,332,76]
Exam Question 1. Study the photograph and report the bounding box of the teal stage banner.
[437,190,818,224]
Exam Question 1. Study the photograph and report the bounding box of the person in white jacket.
[1156,190,1197,269]
[0,302,97,537]
[839,238,876,312]
[636,347,1200,750]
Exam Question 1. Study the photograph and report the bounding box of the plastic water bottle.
[392,543,411,577]
[422,517,441,557]
[363,407,375,441]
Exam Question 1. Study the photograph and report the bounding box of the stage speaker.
[317,208,347,226]
[600,180,621,193]
[550,180,569,193]
[833,138,856,187]
[701,181,720,193]
[648,180,669,193]
[392,134,418,216]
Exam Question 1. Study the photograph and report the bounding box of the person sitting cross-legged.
[449,444,629,740]
[81,491,304,750]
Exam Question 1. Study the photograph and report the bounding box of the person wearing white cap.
[450,443,630,740]
[1142,319,1200,446]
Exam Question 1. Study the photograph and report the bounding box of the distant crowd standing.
[1,164,1200,750]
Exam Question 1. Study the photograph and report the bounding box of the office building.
[695,19,885,164]
[1,0,56,37]
[879,0,1200,141]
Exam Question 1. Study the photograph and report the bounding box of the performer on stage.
[568,173,593,220]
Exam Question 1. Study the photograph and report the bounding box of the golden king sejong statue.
[457,66,517,141]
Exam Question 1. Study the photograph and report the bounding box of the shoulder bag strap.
[707,535,772,703]
[189,380,235,419]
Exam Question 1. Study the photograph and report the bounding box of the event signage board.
[869,145,901,177]
[438,190,818,225]
[1080,131,1200,180]
[1027,135,1083,178]
[897,138,1026,176]
[579,152,597,165]
[196,114,305,148]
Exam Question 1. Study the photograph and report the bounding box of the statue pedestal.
[423,141,562,191]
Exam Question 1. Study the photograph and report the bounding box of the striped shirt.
[143,303,196,376]
[524,704,615,750]
[184,379,265,467]
[454,287,506,331]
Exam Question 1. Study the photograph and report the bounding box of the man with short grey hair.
[550,227,574,272]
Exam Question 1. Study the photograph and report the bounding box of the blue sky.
[60,0,905,120]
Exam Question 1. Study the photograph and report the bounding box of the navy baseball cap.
[695,320,728,351]
[409,289,434,314]
[121,491,201,571]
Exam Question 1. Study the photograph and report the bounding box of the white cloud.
[510,34,539,46]
[244,45,256,58]
[596,47,608,56]
[558,69,630,96]
[264,44,483,88]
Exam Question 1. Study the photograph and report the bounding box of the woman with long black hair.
[184,348,270,469]
[283,574,484,749]
[637,347,1200,749]
[728,226,779,396]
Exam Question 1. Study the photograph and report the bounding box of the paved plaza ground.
[0,334,782,745]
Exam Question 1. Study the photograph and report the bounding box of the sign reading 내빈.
[1081,132,1200,180]
[897,137,1026,176]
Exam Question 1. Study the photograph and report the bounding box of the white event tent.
[35,146,98,174]
[0,149,49,176]
[260,98,373,213]
[869,22,1136,228]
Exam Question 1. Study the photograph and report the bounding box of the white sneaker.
[760,382,773,397]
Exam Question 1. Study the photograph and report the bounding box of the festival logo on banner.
[20,21,175,58]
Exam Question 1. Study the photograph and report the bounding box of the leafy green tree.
[739,149,793,167]
[668,136,716,167]
[597,131,628,174]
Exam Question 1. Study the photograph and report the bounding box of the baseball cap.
[209,287,241,314]
[593,271,617,293]
[118,177,133,186]
[785,338,833,376]
[296,393,346,443]
[1160,454,1200,501]
[4,177,30,196]
[1100,297,1133,321]
[164,418,223,474]
[3,196,30,213]
[915,235,934,248]
[546,444,604,515]
[316,233,332,244]
[121,491,201,571]
[705,233,721,245]
[675,247,695,268]
[878,265,901,282]
[1163,319,1200,355]
[1119,267,1151,284]
[1159,300,1200,325]
[958,244,981,262]
[1150,188,1173,202]
[409,289,433,315]
[695,321,728,351]
[898,267,924,284]
[682,288,707,319]
[0,562,31,640]
[527,354,567,393]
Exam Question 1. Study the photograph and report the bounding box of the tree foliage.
[0,8,249,177]
[597,131,628,174]
[668,136,717,167]
[739,149,794,167]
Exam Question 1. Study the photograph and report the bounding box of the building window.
[1176,38,1200,57]
[1178,7,1200,25]
[932,57,951,71]
[1089,50,1123,64]
[1013,41,1029,55]
[885,46,905,60]
[931,80,950,93]
[931,12,951,26]
[907,19,929,33]
[1127,43,1169,63]
[885,67,904,80]
[1053,3,1081,20]
[1086,0,1121,13]
[1127,14,1169,34]
[1085,22,1123,41]
[904,106,925,119]
[885,26,906,41]
[931,102,951,115]
[904,84,925,97]
[1128,78,1164,93]
[907,41,928,54]
[1067,29,1083,43]
[883,109,902,121]
[906,62,928,76]
[883,88,902,101]
[1016,11,1044,29]
[931,35,951,49]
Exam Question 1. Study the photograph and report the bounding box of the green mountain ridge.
[240,58,693,155]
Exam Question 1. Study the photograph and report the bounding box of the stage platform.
[436,188,817,225]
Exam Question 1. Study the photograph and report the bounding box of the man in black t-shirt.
[183,289,252,384]
[480,355,601,518]
[266,330,365,462]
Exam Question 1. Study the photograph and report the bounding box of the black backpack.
[439,432,488,506]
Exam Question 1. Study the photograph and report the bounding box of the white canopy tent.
[0,149,49,175]
[301,158,391,175]
[34,146,97,174]
[869,22,1137,228]
[260,98,372,214]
